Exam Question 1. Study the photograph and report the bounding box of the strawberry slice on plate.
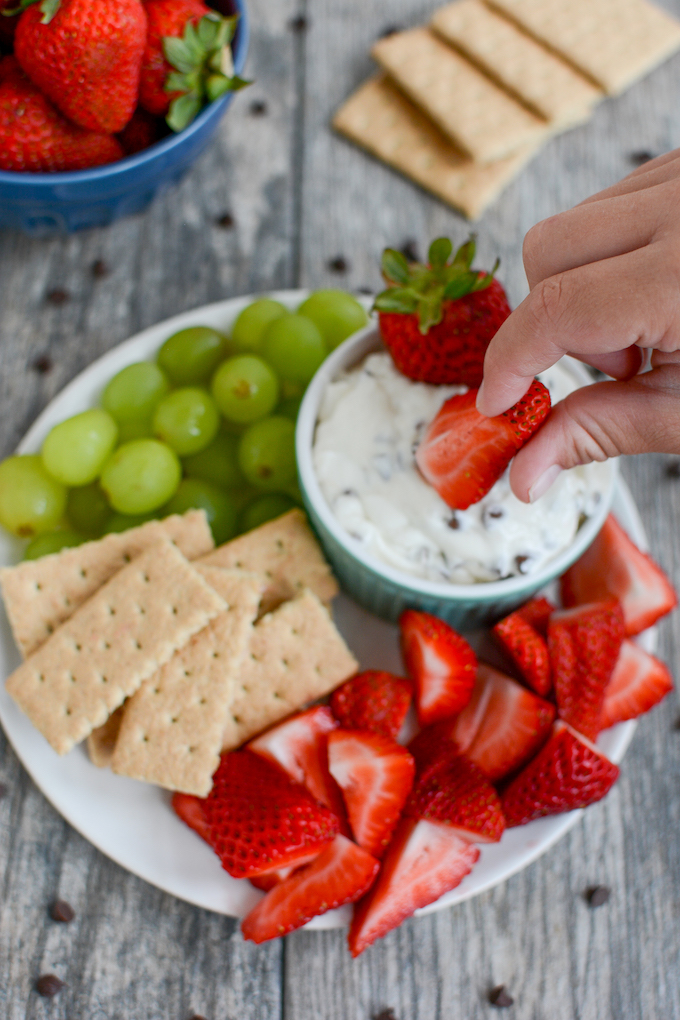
[327,730,415,858]
[348,818,480,957]
[493,609,552,696]
[403,752,505,844]
[548,599,625,741]
[600,639,673,729]
[172,791,212,843]
[415,379,551,510]
[561,514,677,636]
[400,610,476,726]
[248,855,322,892]
[501,721,620,826]
[330,670,412,741]
[241,835,379,943]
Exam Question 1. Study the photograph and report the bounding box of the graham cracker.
[109,567,262,795]
[431,0,603,126]
[5,539,226,756]
[333,75,542,220]
[87,705,125,768]
[486,0,680,95]
[371,27,549,162]
[200,509,338,614]
[221,588,358,751]
[1,510,214,659]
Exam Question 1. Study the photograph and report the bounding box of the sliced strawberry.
[172,791,211,843]
[561,514,678,636]
[600,640,673,729]
[500,721,620,826]
[247,706,349,834]
[202,750,338,878]
[415,379,551,510]
[404,752,505,843]
[548,599,625,741]
[248,854,321,892]
[493,610,551,696]
[400,610,476,726]
[242,835,379,943]
[516,596,555,637]
[449,663,556,782]
[348,818,479,956]
[330,670,412,741]
[407,722,461,775]
[327,730,415,858]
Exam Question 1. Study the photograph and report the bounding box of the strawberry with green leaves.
[374,236,510,387]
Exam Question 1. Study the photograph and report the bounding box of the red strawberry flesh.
[516,596,555,637]
[493,610,552,696]
[400,609,477,726]
[172,791,211,843]
[403,752,505,843]
[600,639,673,729]
[330,670,412,741]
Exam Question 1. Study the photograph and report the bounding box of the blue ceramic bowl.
[296,324,618,630]
[0,0,248,235]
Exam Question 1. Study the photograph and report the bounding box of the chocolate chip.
[673,714,680,731]
[372,1010,397,1020]
[515,554,531,573]
[328,256,348,273]
[188,1015,208,1020]
[289,14,308,31]
[666,460,680,478]
[50,899,75,923]
[36,974,64,997]
[448,514,460,530]
[0,782,7,799]
[91,259,109,279]
[399,239,420,262]
[216,212,234,228]
[586,884,611,907]
[629,150,655,166]
[356,286,373,295]
[489,985,514,1007]
[378,24,402,37]
[46,288,69,306]
[31,354,53,374]
[250,100,267,116]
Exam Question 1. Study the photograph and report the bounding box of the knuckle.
[526,274,569,335]
[522,215,561,282]
[557,391,621,464]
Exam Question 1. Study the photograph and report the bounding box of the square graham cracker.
[486,0,680,95]
[87,705,125,768]
[333,75,543,220]
[0,510,214,660]
[431,0,603,126]
[200,509,338,614]
[110,568,263,795]
[221,589,358,751]
[371,27,549,162]
[5,539,226,756]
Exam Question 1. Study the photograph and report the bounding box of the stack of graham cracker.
[333,0,680,219]
[1,508,358,797]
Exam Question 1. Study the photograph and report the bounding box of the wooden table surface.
[2,0,680,1017]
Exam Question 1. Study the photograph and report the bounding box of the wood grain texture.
[2,0,680,1015]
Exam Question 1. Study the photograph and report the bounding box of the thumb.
[510,366,680,502]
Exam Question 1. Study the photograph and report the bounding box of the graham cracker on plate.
[110,567,263,796]
[5,538,226,756]
[371,27,549,162]
[0,510,214,659]
[333,75,543,220]
[431,0,603,127]
[486,0,680,95]
[87,705,125,768]
[200,509,338,614]
[221,588,358,751]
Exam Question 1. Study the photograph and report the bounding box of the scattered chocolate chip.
[31,354,53,374]
[289,14,308,31]
[372,1010,397,1020]
[50,899,75,923]
[91,259,109,279]
[0,782,7,799]
[666,460,680,478]
[489,985,514,1008]
[356,286,373,295]
[629,150,655,166]
[249,100,267,116]
[46,288,69,306]
[36,974,64,998]
[216,212,234,228]
[586,884,611,907]
[378,24,402,37]
[188,1015,208,1020]
[673,714,680,731]
[328,255,348,273]
[399,239,420,262]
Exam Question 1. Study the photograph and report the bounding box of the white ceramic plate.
[0,292,651,930]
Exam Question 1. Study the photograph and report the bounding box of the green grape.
[105,511,158,533]
[231,298,289,353]
[102,362,169,427]
[24,530,85,560]
[182,429,245,489]
[66,482,112,537]
[298,290,368,350]
[277,395,302,422]
[211,355,279,424]
[153,387,219,456]
[100,439,181,514]
[238,416,296,491]
[163,478,237,546]
[42,408,118,486]
[239,493,296,533]
[116,416,154,443]
[157,326,227,385]
[0,455,67,537]
[261,314,326,386]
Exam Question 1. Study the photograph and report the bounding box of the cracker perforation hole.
[46,624,54,634]
[80,568,87,578]
[123,554,131,563]
[142,573,150,583]
[142,735,149,743]
[281,658,289,668]
[37,673,44,683]
[65,708,71,716]
[212,651,219,659]
[265,570,273,579]
[69,673,76,684]
[199,698,207,705]
[235,560,243,568]
[273,691,281,699]
[276,540,284,551]
[64,597,71,607]
[74,643,81,652]
[170,716,178,724]
[241,685,249,694]
[153,688,160,695]
[102,641,111,650]
[171,606,178,615]
[35,582,42,591]
[135,640,142,650]
[250,653,258,661]
[100,675,108,684]
[232,715,240,723]
[184,670,192,678]
[108,606,116,616]
[187,746,196,754]
[138,606,146,615]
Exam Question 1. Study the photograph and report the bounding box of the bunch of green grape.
[0,291,368,560]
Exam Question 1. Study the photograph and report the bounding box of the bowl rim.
[0,0,249,185]
[296,320,618,604]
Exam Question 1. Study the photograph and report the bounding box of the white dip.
[312,351,608,585]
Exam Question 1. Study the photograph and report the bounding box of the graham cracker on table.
[221,588,358,751]
[5,539,226,756]
[110,567,263,796]
[87,705,125,768]
[0,510,214,660]
[486,0,680,95]
[333,75,543,220]
[371,27,549,162]
[431,0,603,127]
[200,509,338,614]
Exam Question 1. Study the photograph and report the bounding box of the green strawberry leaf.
[163,36,197,74]
[451,235,476,271]
[428,237,452,270]
[205,72,250,99]
[443,271,478,301]
[198,12,220,48]
[373,288,419,314]
[166,92,202,132]
[470,258,500,291]
[381,249,410,285]
[416,289,446,333]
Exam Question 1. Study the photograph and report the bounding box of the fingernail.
[529,464,562,503]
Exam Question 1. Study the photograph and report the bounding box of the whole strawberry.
[374,236,511,387]
[118,107,167,155]
[14,0,147,134]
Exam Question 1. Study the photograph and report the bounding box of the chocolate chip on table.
[50,899,75,923]
[666,460,680,478]
[586,884,611,907]
[629,150,656,166]
[288,14,308,32]
[46,288,70,306]
[36,974,64,997]
[31,354,53,374]
[489,985,514,1008]
[91,259,109,279]
[372,1009,397,1020]
[0,782,7,799]
[399,239,420,262]
[249,100,267,116]
[378,24,402,38]
[188,1015,208,1020]
[328,255,348,273]
[216,212,235,228]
